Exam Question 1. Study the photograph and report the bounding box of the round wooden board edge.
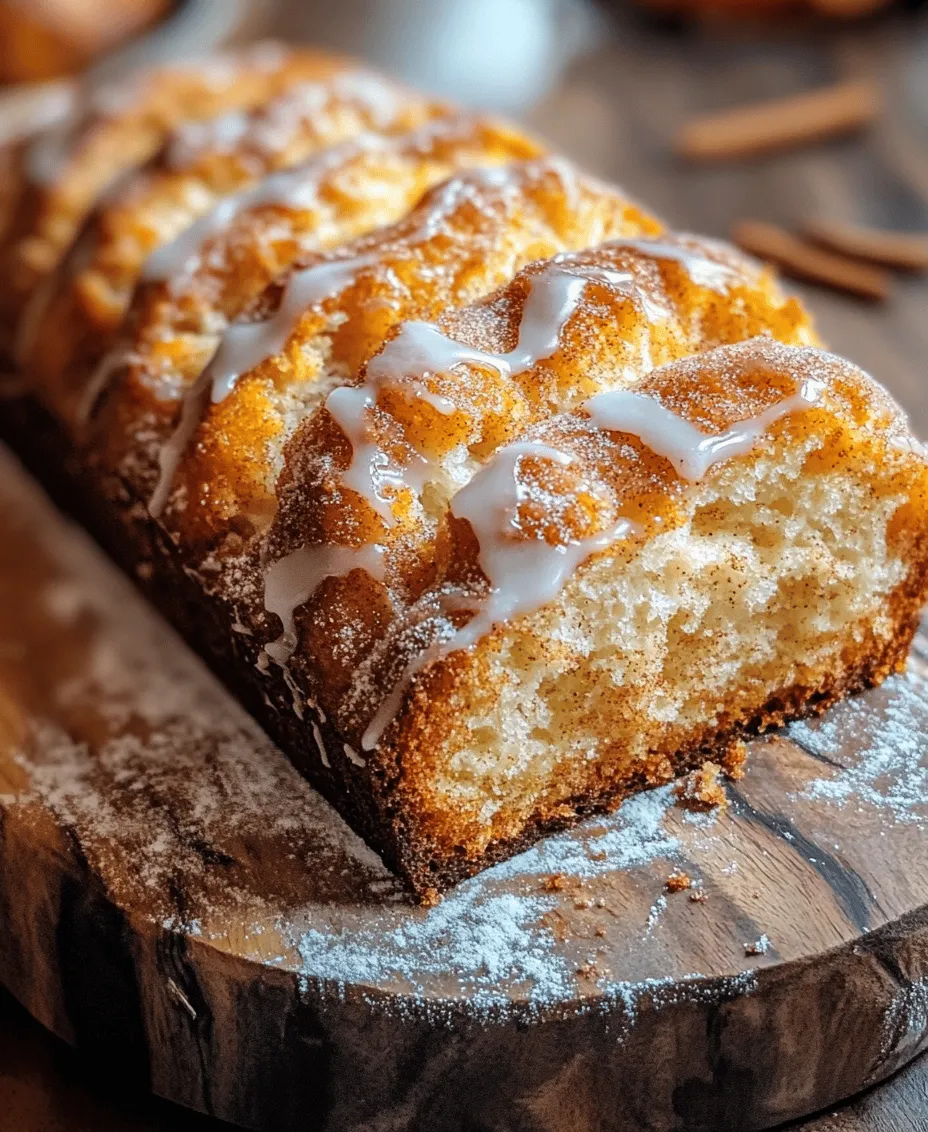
[3,771,928,1132]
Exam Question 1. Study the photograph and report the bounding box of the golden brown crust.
[0,45,355,358]
[23,68,455,421]
[4,46,928,901]
[95,157,658,543]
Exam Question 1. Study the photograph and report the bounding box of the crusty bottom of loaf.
[4,396,923,902]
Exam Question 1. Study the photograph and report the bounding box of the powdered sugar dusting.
[790,668,928,824]
[493,786,681,882]
[298,888,575,1007]
[296,785,683,1012]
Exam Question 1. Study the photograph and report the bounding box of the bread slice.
[4,46,927,900]
[333,336,928,890]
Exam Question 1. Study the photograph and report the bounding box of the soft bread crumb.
[674,761,728,812]
[721,739,748,781]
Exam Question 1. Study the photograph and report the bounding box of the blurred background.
[0,1,926,1129]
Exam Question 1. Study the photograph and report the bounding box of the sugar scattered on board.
[789,669,928,824]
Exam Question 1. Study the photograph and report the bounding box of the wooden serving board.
[1,443,927,1132]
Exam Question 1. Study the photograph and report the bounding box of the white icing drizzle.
[142,188,247,281]
[24,65,188,186]
[344,743,367,767]
[602,237,739,295]
[583,378,826,481]
[325,259,667,522]
[165,108,253,168]
[311,721,331,767]
[282,663,305,719]
[141,152,341,282]
[366,320,504,384]
[26,90,115,185]
[78,344,132,425]
[210,253,380,401]
[162,69,402,172]
[361,373,826,749]
[147,108,483,287]
[142,124,401,283]
[144,68,429,283]
[328,70,409,128]
[500,268,589,371]
[0,80,74,149]
[148,381,209,518]
[361,443,633,750]
[404,163,524,244]
[325,384,429,523]
[148,251,378,517]
[263,542,387,665]
[15,267,63,366]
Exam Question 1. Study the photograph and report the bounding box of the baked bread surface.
[0,0,170,83]
[4,44,927,899]
[1,45,369,361]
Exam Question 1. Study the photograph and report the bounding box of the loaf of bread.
[4,44,927,900]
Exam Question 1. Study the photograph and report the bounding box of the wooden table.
[2,0,927,1128]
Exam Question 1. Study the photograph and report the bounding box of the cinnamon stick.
[732,220,890,301]
[802,219,928,272]
[676,79,881,162]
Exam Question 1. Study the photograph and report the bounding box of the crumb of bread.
[745,934,771,956]
[665,869,692,893]
[721,739,748,781]
[674,761,728,812]
[420,886,440,908]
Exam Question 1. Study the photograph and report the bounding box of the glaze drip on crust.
[4,44,928,900]
[0,44,357,359]
[109,157,657,537]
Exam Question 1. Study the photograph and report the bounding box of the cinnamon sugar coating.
[0,45,360,358]
[6,46,928,899]
[98,158,658,540]
[23,66,455,420]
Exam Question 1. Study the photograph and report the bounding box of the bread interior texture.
[422,434,908,853]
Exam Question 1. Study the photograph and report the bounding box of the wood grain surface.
[2,0,928,1129]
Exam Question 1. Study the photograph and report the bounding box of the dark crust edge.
[2,393,925,902]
